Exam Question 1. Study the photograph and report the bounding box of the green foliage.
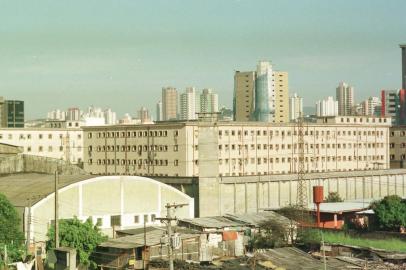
[296,229,321,248]
[250,220,288,249]
[47,217,107,268]
[370,195,406,231]
[323,231,406,252]
[0,193,25,264]
[324,192,344,202]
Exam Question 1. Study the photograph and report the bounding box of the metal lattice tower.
[297,113,307,208]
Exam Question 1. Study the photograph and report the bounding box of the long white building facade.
[83,116,390,177]
[0,128,83,164]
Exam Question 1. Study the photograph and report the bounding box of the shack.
[92,226,201,269]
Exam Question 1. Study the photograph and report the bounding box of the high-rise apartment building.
[253,61,274,122]
[180,87,198,120]
[336,82,354,116]
[3,100,24,128]
[233,61,289,123]
[233,71,256,121]
[401,44,406,90]
[200,88,218,114]
[162,87,178,121]
[316,96,338,117]
[360,97,381,116]
[274,71,289,122]
[138,107,151,124]
[0,97,5,127]
[67,107,81,121]
[289,93,302,121]
[104,108,117,125]
[381,90,399,124]
[156,101,162,122]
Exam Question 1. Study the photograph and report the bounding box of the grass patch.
[322,231,406,253]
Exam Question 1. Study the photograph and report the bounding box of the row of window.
[89,130,179,139]
[0,133,81,140]
[219,166,376,177]
[219,142,385,151]
[219,129,385,137]
[219,155,385,165]
[90,159,181,166]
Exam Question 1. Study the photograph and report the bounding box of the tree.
[370,195,406,231]
[324,192,344,202]
[47,217,107,268]
[0,193,25,263]
[250,220,288,249]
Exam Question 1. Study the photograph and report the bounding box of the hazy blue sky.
[1,0,405,119]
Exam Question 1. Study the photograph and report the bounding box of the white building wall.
[0,128,83,164]
[29,176,194,242]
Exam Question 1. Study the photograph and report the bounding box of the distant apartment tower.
[0,97,5,127]
[381,90,399,124]
[156,101,162,121]
[399,89,406,125]
[274,71,289,122]
[233,71,256,121]
[233,61,289,123]
[401,44,406,90]
[336,82,354,116]
[138,107,151,124]
[200,88,218,114]
[253,61,274,122]
[289,93,303,121]
[67,107,81,121]
[104,108,117,125]
[162,87,178,120]
[316,96,338,117]
[180,87,198,120]
[360,97,381,116]
[2,100,25,128]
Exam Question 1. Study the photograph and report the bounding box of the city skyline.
[1,0,405,119]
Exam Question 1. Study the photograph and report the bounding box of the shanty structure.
[93,226,201,269]
[307,201,371,229]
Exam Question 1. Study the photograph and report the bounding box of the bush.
[370,195,406,231]
[324,192,344,202]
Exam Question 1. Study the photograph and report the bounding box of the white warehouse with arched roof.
[25,175,194,243]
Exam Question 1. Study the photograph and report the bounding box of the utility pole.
[54,170,59,248]
[26,197,32,255]
[155,203,188,270]
[321,231,327,270]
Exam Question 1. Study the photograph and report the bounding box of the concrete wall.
[199,170,406,217]
[0,154,86,175]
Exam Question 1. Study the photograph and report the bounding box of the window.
[96,218,103,226]
[144,214,149,223]
[110,215,121,226]
[134,215,139,224]
[151,214,156,222]
[39,146,43,152]
[174,160,179,166]
[48,134,52,139]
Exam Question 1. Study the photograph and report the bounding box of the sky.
[0,0,405,119]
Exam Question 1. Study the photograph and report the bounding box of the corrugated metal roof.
[179,211,290,229]
[308,202,370,213]
[99,227,198,249]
